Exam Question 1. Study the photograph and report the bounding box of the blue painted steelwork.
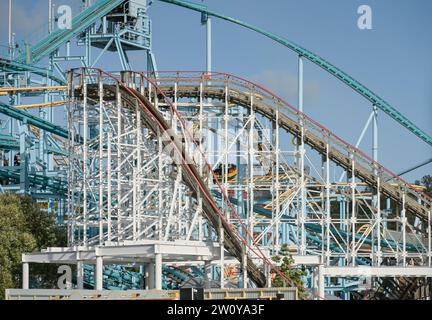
[211,191,368,266]
[397,158,432,177]
[0,0,428,298]
[0,134,18,150]
[0,134,66,156]
[83,264,142,290]
[0,168,66,195]
[82,264,195,290]
[15,0,126,65]
[0,101,69,138]
[158,0,432,147]
[213,190,424,260]
[0,59,65,85]
[0,0,153,227]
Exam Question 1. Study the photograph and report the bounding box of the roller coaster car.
[214,163,237,182]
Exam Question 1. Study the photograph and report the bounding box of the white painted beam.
[323,266,432,277]
[22,263,29,290]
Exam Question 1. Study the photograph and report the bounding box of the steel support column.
[204,260,212,289]
[22,262,29,290]
[148,263,155,289]
[318,264,324,299]
[95,256,103,290]
[77,261,84,289]
[155,253,162,290]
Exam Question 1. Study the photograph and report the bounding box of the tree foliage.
[420,175,432,197]
[0,194,66,299]
[270,244,307,299]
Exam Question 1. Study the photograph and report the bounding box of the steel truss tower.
[1,0,431,299]
[20,69,431,299]
[0,0,155,218]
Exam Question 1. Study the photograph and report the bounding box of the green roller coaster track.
[16,0,126,65]
[0,59,65,85]
[0,101,69,139]
[1,0,430,147]
[0,0,429,297]
[159,0,432,147]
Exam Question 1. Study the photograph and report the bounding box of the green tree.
[0,194,37,299]
[421,175,432,197]
[0,194,66,299]
[270,244,307,299]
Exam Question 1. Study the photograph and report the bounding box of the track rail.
[69,69,268,289]
[68,68,431,299]
[16,0,126,64]
[0,101,69,139]
[158,0,432,147]
[151,72,431,224]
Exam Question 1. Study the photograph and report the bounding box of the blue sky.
[0,0,431,182]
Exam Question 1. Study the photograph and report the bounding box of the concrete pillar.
[22,262,29,289]
[148,262,155,289]
[242,253,248,288]
[204,261,212,289]
[318,264,325,300]
[311,268,317,294]
[143,264,149,290]
[95,256,103,290]
[77,261,84,289]
[155,253,162,290]
[139,265,145,289]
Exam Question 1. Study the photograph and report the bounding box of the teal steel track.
[1,0,430,146]
[0,0,429,294]
[0,168,67,195]
[159,0,432,147]
[0,0,125,82]
[16,0,126,65]
[0,59,65,85]
[0,101,69,139]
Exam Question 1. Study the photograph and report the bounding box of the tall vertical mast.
[8,0,12,58]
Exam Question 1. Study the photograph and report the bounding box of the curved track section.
[2,0,429,298]
[68,68,267,288]
[151,71,431,299]
[16,0,125,65]
[67,68,431,299]
[1,0,429,146]
[158,74,431,221]
[159,0,432,147]
[155,73,431,222]
[0,59,65,85]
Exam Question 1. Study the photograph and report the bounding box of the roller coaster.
[0,0,431,300]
